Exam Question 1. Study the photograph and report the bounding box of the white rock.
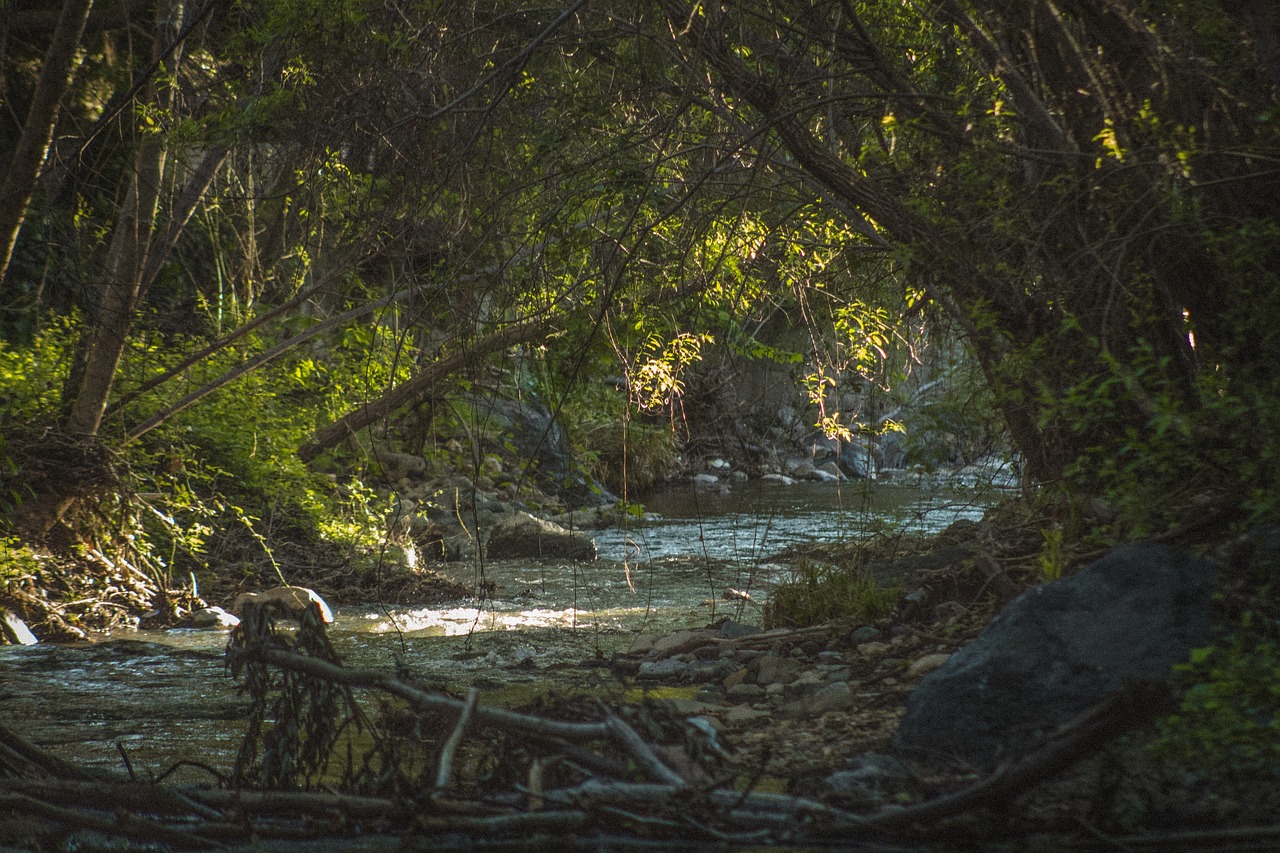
[1,608,38,645]
[906,653,951,679]
[234,586,334,623]
[185,606,240,629]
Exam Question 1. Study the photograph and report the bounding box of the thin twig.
[435,687,479,791]
[602,709,687,787]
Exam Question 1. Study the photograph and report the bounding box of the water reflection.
[0,478,1000,774]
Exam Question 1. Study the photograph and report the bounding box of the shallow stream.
[0,478,995,781]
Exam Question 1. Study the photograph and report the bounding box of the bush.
[1149,623,1280,779]
[765,559,899,628]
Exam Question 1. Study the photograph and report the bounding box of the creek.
[0,478,995,783]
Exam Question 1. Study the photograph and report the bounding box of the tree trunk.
[0,0,95,286]
[63,132,164,434]
[63,0,199,438]
[297,317,557,463]
[662,0,1061,481]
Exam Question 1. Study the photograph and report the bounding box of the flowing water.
[0,478,997,781]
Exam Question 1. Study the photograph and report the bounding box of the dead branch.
[0,791,221,850]
[602,710,686,787]
[0,722,117,782]
[434,687,479,791]
[297,315,558,462]
[229,643,609,742]
[861,680,1176,832]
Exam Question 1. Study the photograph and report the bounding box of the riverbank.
[3,505,1277,851]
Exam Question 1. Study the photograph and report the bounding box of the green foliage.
[0,536,42,586]
[0,317,76,424]
[556,374,679,498]
[1037,525,1066,582]
[1150,624,1280,778]
[765,560,899,629]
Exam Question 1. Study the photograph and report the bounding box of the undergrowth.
[765,558,900,628]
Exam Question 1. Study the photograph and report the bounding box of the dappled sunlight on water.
[0,478,1004,775]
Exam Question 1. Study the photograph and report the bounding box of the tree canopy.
[2,0,1278,544]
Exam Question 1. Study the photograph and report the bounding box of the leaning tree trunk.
[0,0,95,286]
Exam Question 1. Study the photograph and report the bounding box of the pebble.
[637,658,688,680]
[727,683,766,701]
[788,671,824,693]
[718,620,761,639]
[858,641,891,656]
[722,706,771,727]
[184,606,240,629]
[648,629,704,657]
[850,626,881,645]
[722,667,750,690]
[755,653,803,685]
[906,653,951,678]
[781,680,853,718]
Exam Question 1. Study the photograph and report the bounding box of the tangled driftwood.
[1,608,1274,851]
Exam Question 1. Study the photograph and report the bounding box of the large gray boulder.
[894,542,1214,769]
[485,511,597,561]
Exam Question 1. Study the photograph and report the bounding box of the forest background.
[1,0,1278,782]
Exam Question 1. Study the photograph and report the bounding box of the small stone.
[817,650,844,664]
[692,473,720,487]
[788,460,817,478]
[628,634,658,655]
[727,683,766,701]
[718,620,761,639]
[789,671,824,692]
[765,682,786,697]
[722,706,771,727]
[811,681,854,712]
[184,606,240,630]
[686,659,736,684]
[780,681,853,717]
[650,627,711,653]
[858,641,891,656]
[906,653,951,679]
[759,473,796,486]
[817,461,844,480]
[849,626,881,645]
[755,653,803,685]
[721,667,750,691]
[637,658,689,680]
